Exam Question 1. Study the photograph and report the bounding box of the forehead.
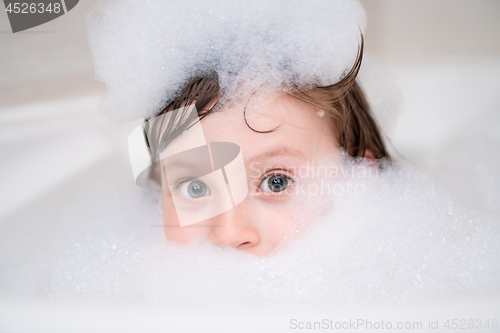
[200,92,338,160]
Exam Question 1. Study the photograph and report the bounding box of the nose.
[208,203,261,251]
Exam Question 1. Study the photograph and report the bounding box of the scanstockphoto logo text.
[290,318,424,330]
[3,0,79,33]
[290,318,499,330]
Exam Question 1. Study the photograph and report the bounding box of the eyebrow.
[161,159,197,170]
[160,158,209,176]
[161,146,310,172]
[246,146,310,163]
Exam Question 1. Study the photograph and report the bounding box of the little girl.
[89,0,389,255]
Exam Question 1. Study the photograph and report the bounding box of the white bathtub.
[1,59,499,332]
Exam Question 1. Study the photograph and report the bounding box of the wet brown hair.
[150,35,389,160]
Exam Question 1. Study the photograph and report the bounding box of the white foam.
[44,152,500,309]
[1,110,499,312]
[86,0,366,122]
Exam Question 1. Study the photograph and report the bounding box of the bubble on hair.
[86,0,367,123]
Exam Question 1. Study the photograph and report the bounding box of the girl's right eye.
[178,180,211,199]
[258,174,291,193]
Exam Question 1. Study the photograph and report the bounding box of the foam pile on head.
[87,0,367,123]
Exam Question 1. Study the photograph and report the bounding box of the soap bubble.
[86,0,366,122]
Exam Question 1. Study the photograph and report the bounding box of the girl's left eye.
[178,180,211,199]
[259,174,291,193]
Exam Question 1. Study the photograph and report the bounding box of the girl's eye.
[259,174,290,193]
[178,180,211,199]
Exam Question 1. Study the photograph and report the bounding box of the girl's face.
[161,92,339,256]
